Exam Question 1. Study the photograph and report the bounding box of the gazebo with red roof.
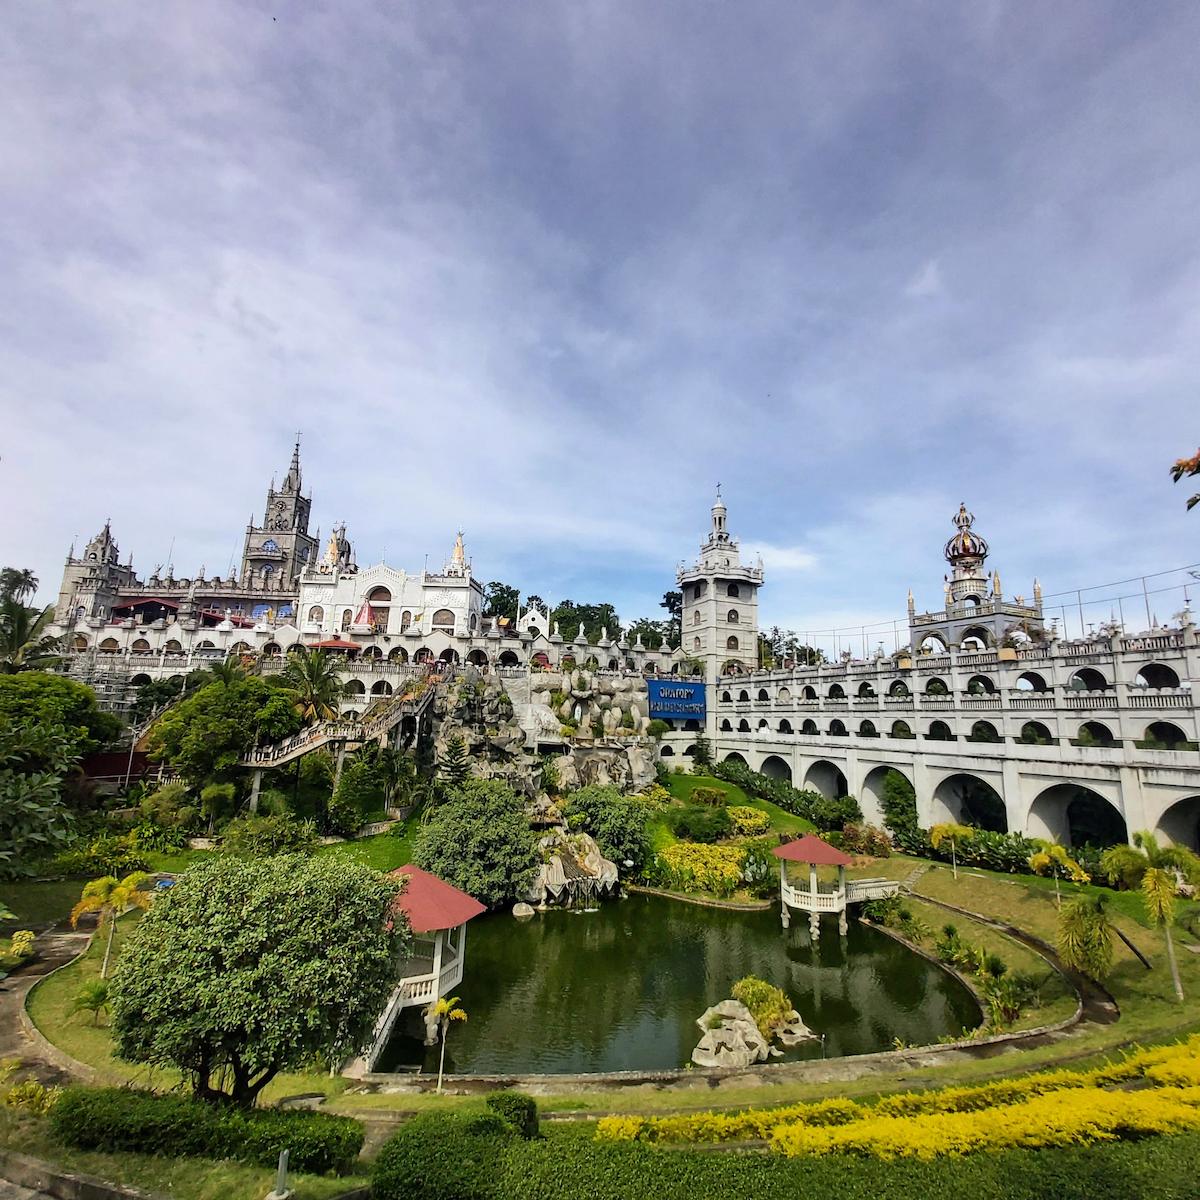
[360,866,486,1072]
[771,834,897,938]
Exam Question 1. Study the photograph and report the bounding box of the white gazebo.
[773,834,898,937]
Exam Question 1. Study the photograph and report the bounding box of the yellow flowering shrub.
[595,1115,648,1141]
[727,806,771,836]
[770,1086,1200,1159]
[657,843,745,897]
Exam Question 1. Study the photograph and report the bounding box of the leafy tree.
[438,735,471,788]
[147,677,301,787]
[1028,844,1090,906]
[109,855,408,1106]
[0,597,59,674]
[69,872,153,979]
[200,782,237,831]
[0,723,82,878]
[930,822,975,879]
[691,736,713,770]
[0,568,38,604]
[69,980,110,1026]
[0,673,121,758]
[1170,448,1200,510]
[561,786,651,871]
[660,590,682,645]
[280,648,345,723]
[333,750,389,823]
[879,769,920,848]
[427,995,467,1095]
[413,780,538,907]
[219,813,317,856]
[1056,893,1116,981]
[1144,867,1185,1003]
[483,582,520,623]
[551,600,623,646]
[524,594,547,616]
[207,658,247,688]
[625,618,666,650]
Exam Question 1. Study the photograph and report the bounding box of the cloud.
[904,258,945,299]
[742,543,819,573]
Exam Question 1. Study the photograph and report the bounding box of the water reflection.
[376,893,979,1074]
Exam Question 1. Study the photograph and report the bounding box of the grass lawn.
[0,1110,365,1200]
[0,880,88,930]
[314,816,420,872]
[665,773,815,835]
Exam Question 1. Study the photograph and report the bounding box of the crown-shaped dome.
[944,502,989,564]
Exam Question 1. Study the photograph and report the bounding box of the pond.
[376,893,980,1075]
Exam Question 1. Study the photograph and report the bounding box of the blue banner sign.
[646,679,707,722]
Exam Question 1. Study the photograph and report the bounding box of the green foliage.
[219,813,317,856]
[551,600,623,646]
[280,648,346,723]
[808,794,863,832]
[108,855,407,1105]
[727,805,771,835]
[372,1111,514,1200]
[483,581,521,623]
[709,758,855,828]
[3,1078,61,1115]
[0,673,121,756]
[666,804,731,843]
[439,735,471,788]
[68,979,110,1025]
[138,782,193,829]
[626,618,666,650]
[562,786,652,871]
[691,787,727,807]
[486,1090,540,1139]
[334,749,389,823]
[539,755,561,795]
[0,598,61,675]
[146,677,302,788]
[0,723,81,878]
[49,1086,363,1174]
[690,737,713,770]
[199,781,237,830]
[731,976,794,1039]
[646,719,670,740]
[739,838,778,897]
[839,823,892,856]
[414,780,538,907]
[879,769,921,849]
[53,834,149,878]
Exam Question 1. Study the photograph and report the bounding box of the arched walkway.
[1026,784,1127,847]
[1156,795,1200,851]
[1135,663,1181,689]
[760,754,791,783]
[804,760,848,800]
[723,752,747,765]
[931,773,1007,831]
[860,765,909,827]
[498,650,519,667]
[466,649,488,667]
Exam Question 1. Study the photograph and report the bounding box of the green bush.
[486,1090,540,1139]
[52,834,149,878]
[561,786,651,871]
[690,787,727,807]
[646,719,670,740]
[666,804,731,843]
[219,812,317,856]
[372,1111,514,1200]
[49,1086,362,1174]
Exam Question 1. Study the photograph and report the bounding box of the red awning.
[308,638,360,650]
[771,834,854,867]
[389,865,487,932]
[113,597,180,611]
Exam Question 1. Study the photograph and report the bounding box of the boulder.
[775,1009,817,1047]
[512,902,535,919]
[691,1001,770,1068]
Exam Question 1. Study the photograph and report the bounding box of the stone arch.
[801,719,819,735]
[738,718,751,732]
[261,642,281,657]
[1026,783,1127,847]
[71,634,89,650]
[367,586,392,604]
[1018,720,1054,745]
[779,718,793,734]
[828,719,848,737]
[720,718,733,731]
[1134,662,1181,689]
[727,583,740,598]
[861,764,909,827]
[960,625,993,648]
[389,646,409,663]
[738,689,750,702]
[164,639,183,655]
[414,647,434,664]
[857,681,876,698]
[432,609,455,631]
[682,744,697,757]
[361,645,382,661]
[371,680,393,696]
[720,689,732,701]
[1142,721,1191,750]
[439,648,460,664]
[757,687,769,701]
[723,751,747,765]
[760,754,791,782]
[802,685,817,700]
[1077,720,1116,746]
[888,679,910,698]
[918,633,947,653]
[926,719,954,741]
[777,686,791,702]
[804,760,848,799]
[1156,795,1200,851]
[721,659,745,675]
[727,609,740,624]
[660,745,675,757]
[344,709,360,720]
[400,610,413,631]
[532,651,550,668]
[967,720,1002,743]
[726,635,739,651]
[345,679,366,696]
[966,674,996,694]
[924,677,949,696]
[1016,671,1048,692]
[1068,667,1109,692]
[307,604,324,623]
[130,673,152,687]
[859,720,878,737]
[828,683,846,699]
[757,718,769,730]
[230,641,251,656]
[467,649,488,667]
[931,773,1007,831]
[341,608,353,631]
[890,719,914,739]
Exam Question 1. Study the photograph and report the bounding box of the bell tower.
[240,438,318,586]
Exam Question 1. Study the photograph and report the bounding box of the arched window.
[727,609,739,624]
[927,720,954,741]
[693,611,701,626]
[720,718,733,731]
[738,689,750,702]
[132,638,150,652]
[802,719,819,735]
[859,720,878,737]
[891,720,914,739]
[400,610,412,631]
[738,719,751,732]
[261,539,278,552]
[341,609,352,631]
[727,635,739,650]
[1134,663,1181,689]
[366,586,392,603]
[345,679,366,695]
[693,637,701,650]
[779,719,793,734]
[727,583,740,598]
[858,681,876,698]
[967,674,996,694]
[757,688,769,701]
[889,680,910,697]
[829,719,848,736]
[721,690,732,702]
[307,605,324,623]
[828,684,845,699]
[470,613,478,630]
[925,677,949,696]
[432,609,455,630]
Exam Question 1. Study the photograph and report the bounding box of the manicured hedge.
[486,1090,540,1139]
[371,1118,1200,1200]
[49,1087,363,1174]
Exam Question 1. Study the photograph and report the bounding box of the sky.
[4,2,1200,651]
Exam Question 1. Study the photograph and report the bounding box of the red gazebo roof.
[771,834,854,867]
[389,865,487,933]
[308,638,360,651]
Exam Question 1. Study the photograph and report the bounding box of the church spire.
[282,434,302,494]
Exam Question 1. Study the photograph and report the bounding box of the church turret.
[240,439,317,585]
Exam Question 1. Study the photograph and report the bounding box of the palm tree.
[0,568,38,604]
[280,648,346,723]
[69,872,153,978]
[1057,892,1116,980]
[1028,843,1089,907]
[0,599,60,674]
[69,979,110,1026]
[207,657,246,687]
[930,822,974,880]
[1102,831,1200,1002]
[427,995,467,1094]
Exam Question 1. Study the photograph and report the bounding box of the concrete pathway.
[0,1179,52,1199]
[0,927,92,1087]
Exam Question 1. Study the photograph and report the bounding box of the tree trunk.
[1114,925,1153,970]
[951,841,958,880]
[1164,921,1184,1003]
[436,1024,448,1095]
[100,911,116,979]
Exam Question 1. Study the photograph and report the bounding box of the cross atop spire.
[282,435,302,494]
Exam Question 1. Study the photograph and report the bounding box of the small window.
[693,610,701,626]
[262,539,278,552]
[307,605,324,623]
[727,583,740,598]
[727,635,739,650]
[727,609,739,624]
[693,637,701,650]
[400,610,412,630]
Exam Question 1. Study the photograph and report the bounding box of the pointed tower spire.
[282,434,302,494]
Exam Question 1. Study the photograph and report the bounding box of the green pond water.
[377,893,981,1074]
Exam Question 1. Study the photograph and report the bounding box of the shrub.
[138,783,194,828]
[49,1087,363,1174]
[691,787,728,807]
[126,820,189,853]
[8,930,34,960]
[646,720,670,740]
[219,812,317,856]
[372,1110,514,1200]
[561,786,652,871]
[739,838,778,897]
[666,804,731,843]
[840,822,892,857]
[486,1090,540,1139]
[731,976,793,1038]
[53,834,148,878]
[655,843,745,896]
[3,1079,60,1115]
[808,795,863,832]
[727,805,771,836]
[199,782,237,829]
